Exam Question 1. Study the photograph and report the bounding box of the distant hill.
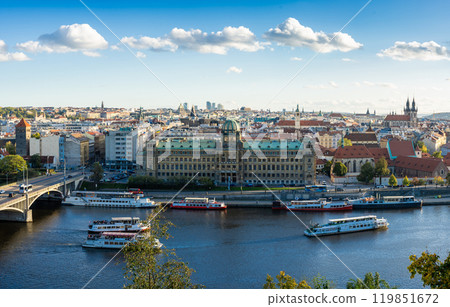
[423,113,450,120]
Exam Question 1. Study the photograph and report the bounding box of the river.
[0,202,448,289]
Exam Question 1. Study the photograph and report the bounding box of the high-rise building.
[212,102,216,110]
[217,103,224,110]
[206,101,212,110]
[15,118,31,156]
[183,102,189,110]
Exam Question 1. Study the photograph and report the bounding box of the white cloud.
[82,51,101,57]
[377,41,450,61]
[0,40,30,62]
[120,26,265,55]
[290,56,302,61]
[226,66,242,74]
[341,57,354,62]
[136,51,146,58]
[356,81,398,89]
[264,17,362,53]
[329,81,338,88]
[304,81,338,89]
[16,24,108,56]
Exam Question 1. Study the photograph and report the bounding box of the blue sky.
[1,0,449,114]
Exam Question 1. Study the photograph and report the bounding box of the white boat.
[82,232,162,249]
[348,195,422,209]
[62,191,157,208]
[286,198,352,211]
[304,215,388,237]
[170,197,227,210]
[88,217,149,233]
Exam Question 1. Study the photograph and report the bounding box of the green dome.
[222,119,240,134]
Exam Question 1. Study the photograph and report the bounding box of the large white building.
[29,135,61,167]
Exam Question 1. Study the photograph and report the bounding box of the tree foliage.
[5,141,16,155]
[402,176,410,186]
[408,251,450,289]
[30,154,42,168]
[339,138,352,147]
[90,162,104,184]
[388,174,397,187]
[31,132,41,139]
[0,155,27,175]
[347,272,395,289]
[263,271,311,289]
[123,208,201,289]
[431,151,443,159]
[357,162,375,184]
[312,274,335,289]
[322,160,332,176]
[374,157,390,178]
[333,162,347,177]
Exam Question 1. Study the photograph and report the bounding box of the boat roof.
[102,232,136,237]
[184,197,208,201]
[329,215,377,222]
[111,217,140,221]
[74,190,133,195]
[382,195,414,199]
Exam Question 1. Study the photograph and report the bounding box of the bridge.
[0,172,84,222]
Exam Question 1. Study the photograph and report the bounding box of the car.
[68,175,73,178]
[336,187,344,191]
[0,190,5,194]
[8,193,14,197]
[322,181,327,185]
[375,185,385,188]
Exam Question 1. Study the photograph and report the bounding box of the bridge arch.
[28,189,64,209]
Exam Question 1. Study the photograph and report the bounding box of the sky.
[1,0,450,114]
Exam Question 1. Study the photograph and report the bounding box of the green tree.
[31,132,41,139]
[90,162,104,184]
[347,272,395,289]
[322,160,332,176]
[420,144,428,153]
[357,162,375,184]
[312,274,335,289]
[446,173,450,185]
[388,174,397,187]
[123,208,201,289]
[408,251,450,289]
[338,138,352,147]
[30,153,42,169]
[263,271,311,289]
[333,162,347,177]
[374,157,390,184]
[5,141,16,155]
[0,155,27,175]
[431,151,443,159]
[402,176,410,186]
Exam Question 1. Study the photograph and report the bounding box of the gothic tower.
[15,118,31,156]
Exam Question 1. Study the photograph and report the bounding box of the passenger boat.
[62,191,157,208]
[88,217,149,233]
[82,232,162,249]
[272,200,287,210]
[304,215,388,237]
[348,195,422,209]
[285,198,352,211]
[170,197,226,210]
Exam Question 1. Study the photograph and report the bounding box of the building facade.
[15,118,31,156]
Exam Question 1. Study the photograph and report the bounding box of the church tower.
[404,97,418,126]
[295,104,301,138]
[15,118,31,156]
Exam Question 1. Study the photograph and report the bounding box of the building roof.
[346,132,378,143]
[16,118,31,128]
[276,120,328,127]
[368,147,390,161]
[334,145,374,159]
[388,140,416,158]
[222,119,240,133]
[243,139,303,150]
[384,115,410,121]
[394,156,445,173]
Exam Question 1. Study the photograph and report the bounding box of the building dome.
[221,119,240,134]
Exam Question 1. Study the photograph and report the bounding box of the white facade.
[29,135,61,167]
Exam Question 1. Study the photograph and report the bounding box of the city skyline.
[1,0,450,113]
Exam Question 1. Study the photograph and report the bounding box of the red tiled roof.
[388,140,415,157]
[346,132,378,143]
[394,156,444,173]
[16,118,31,128]
[368,147,390,161]
[276,120,328,127]
[334,145,374,159]
[384,115,410,121]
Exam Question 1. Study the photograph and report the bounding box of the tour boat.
[88,217,149,233]
[304,215,389,237]
[62,191,157,208]
[348,195,422,210]
[170,197,226,210]
[285,198,352,211]
[82,232,162,249]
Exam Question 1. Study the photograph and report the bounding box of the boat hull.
[352,201,422,210]
[304,226,386,237]
[287,205,353,212]
[170,205,227,210]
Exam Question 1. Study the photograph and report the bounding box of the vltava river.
[0,203,448,288]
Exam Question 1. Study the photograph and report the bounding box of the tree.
[0,155,27,175]
[30,154,42,169]
[312,274,335,289]
[420,144,428,153]
[333,162,347,177]
[322,160,332,176]
[338,138,352,147]
[446,173,450,185]
[5,141,16,155]
[31,132,41,139]
[90,162,104,184]
[388,174,397,187]
[432,151,443,159]
[374,157,390,184]
[123,208,201,289]
[357,162,375,184]
[263,271,311,289]
[433,176,445,186]
[402,176,410,186]
[408,251,450,289]
[347,272,395,289]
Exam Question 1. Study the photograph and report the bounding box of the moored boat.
[348,195,422,210]
[285,198,352,211]
[82,232,162,249]
[88,217,149,233]
[304,215,388,237]
[170,197,226,210]
[62,191,157,208]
